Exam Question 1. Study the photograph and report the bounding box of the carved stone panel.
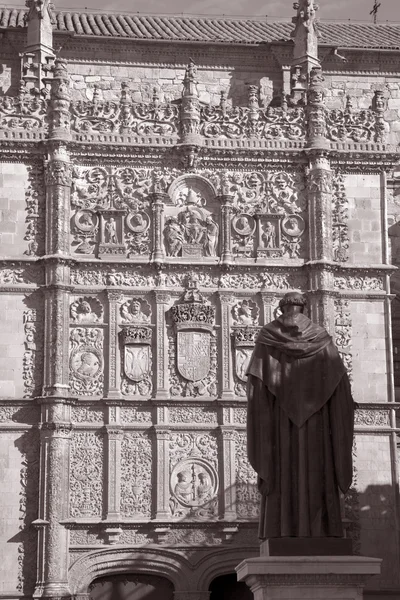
[235,432,260,520]
[169,432,219,521]
[69,328,104,396]
[232,327,260,397]
[70,431,104,518]
[120,326,153,398]
[120,432,152,518]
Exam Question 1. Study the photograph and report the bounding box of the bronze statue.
[246,292,354,539]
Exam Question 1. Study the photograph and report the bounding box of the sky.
[2,0,400,23]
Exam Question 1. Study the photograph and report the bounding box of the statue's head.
[279,292,307,314]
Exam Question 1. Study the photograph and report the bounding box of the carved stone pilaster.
[221,427,237,521]
[291,0,320,74]
[307,66,328,150]
[307,268,335,332]
[23,0,55,95]
[43,287,70,398]
[219,195,234,266]
[180,60,201,146]
[154,292,171,399]
[105,425,123,521]
[307,155,333,262]
[150,193,167,264]
[154,427,170,520]
[260,293,277,325]
[106,291,123,399]
[35,414,72,598]
[45,152,72,256]
[49,59,71,142]
[219,293,235,400]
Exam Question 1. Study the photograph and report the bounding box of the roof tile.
[1,8,400,49]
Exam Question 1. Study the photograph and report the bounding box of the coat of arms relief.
[119,298,153,397]
[231,298,261,397]
[169,275,217,398]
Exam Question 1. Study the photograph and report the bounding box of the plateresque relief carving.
[164,175,219,259]
[169,432,219,520]
[120,326,153,397]
[69,327,104,396]
[70,431,103,518]
[70,297,103,323]
[214,170,306,258]
[120,432,152,518]
[169,275,217,398]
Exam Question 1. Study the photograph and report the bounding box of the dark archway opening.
[89,574,174,600]
[209,573,253,600]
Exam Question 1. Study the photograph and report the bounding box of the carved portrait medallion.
[170,457,218,517]
[70,347,102,380]
[282,214,305,237]
[126,211,150,234]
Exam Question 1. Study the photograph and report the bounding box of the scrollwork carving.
[120,432,152,518]
[235,431,260,520]
[70,431,103,517]
[168,407,218,424]
[334,275,384,291]
[334,298,352,382]
[23,307,43,397]
[332,171,349,262]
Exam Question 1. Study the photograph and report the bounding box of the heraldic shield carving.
[177,331,211,382]
[120,326,152,382]
[171,275,216,384]
[232,327,260,383]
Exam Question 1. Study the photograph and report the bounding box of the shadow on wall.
[88,574,174,600]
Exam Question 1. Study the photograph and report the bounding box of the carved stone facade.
[0,1,400,599]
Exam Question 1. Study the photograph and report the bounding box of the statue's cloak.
[246,313,354,539]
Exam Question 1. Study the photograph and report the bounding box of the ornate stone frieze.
[332,171,349,262]
[70,431,103,518]
[69,327,104,396]
[326,96,386,144]
[168,407,218,425]
[0,93,48,131]
[118,529,151,545]
[23,306,44,398]
[160,528,222,546]
[71,406,104,424]
[120,407,152,424]
[354,408,391,427]
[69,528,102,546]
[120,432,152,518]
[235,431,260,520]
[200,87,306,141]
[0,263,44,285]
[334,298,352,382]
[334,275,384,291]
[70,84,179,137]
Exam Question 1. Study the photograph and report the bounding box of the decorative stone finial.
[291,0,320,73]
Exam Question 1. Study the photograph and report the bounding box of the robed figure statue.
[246,292,354,539]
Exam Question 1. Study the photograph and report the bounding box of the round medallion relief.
[170,457,218,508]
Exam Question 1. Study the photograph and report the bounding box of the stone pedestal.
[236,556,381,600]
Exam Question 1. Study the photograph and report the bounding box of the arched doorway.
[209,573,252,600]
[89,574,174,600]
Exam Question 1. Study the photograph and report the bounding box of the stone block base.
[236,556,381,600]
[261,537,353,556]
